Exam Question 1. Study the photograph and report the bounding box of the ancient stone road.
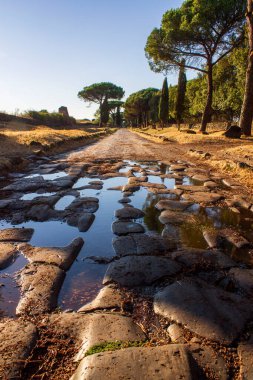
[1,130,253,379]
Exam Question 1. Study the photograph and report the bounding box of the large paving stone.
[72,343,228,380]
[229,268,253,297]
[0,319,37,379]
[154,278,253,344]
[0,243,18,269]
[115,207,145,220]
[49,312,145,361]
[113,233,175,256]
[16,263,65,315]
[77,213,95,232]
[156,199,193,211]
[78,286,124,313]
[0,228,34,242]
[238,336,253,380]
[112,221,145,236]
[182,192,223,204]
[171,248,236,270]
[104,255,181,287]
[3,176,47,192]
[175,185,210,192]
[220,228,250,249]
[18,237,84,270]
[159,210,195,225]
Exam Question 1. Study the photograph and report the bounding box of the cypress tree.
[115,106,122,127]
[175,61,187,130]
[159,77,169,128]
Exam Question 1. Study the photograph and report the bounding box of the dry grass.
[0,124,109,157]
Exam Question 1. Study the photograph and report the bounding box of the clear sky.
[0,0,185,119]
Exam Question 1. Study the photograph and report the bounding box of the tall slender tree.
[175,61,187,130]
[240,0,253,136]
[100,96,110,126]
[159,77,169,128]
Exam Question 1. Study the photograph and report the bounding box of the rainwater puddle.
[1,160,253,317]
[21,192,56,201]
[25,171,67,181]
[54,195,76,211]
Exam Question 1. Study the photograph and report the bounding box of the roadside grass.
[85,340,149,357]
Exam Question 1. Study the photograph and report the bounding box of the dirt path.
[67,129,182,162]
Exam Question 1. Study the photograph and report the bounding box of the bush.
[24,110,76,127]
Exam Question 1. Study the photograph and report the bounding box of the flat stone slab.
[156,199,193,211]
[192,174,210,182]
[115,207,145,220]
[0,243,18,269]
[170,164,187,171]
[78,213,95,232]
[238,336,253,380]
[16,263,65,315]
[171,248,236,270]
[159,210,195,225]
[49,312,145,361]
[182,192,223,204]
[229,268,253,297]
[113,233,175,256]
[0,228,34,242]
[18,237,84,270]
[0,319,37,379]
[78,286,124,313]
[112,221,145,236]
[104,255,181,287]
[220,228,250,249]
[154,278,253,344]
[72,343,227,380]
[175,185,210,192]
[128,176,148,183]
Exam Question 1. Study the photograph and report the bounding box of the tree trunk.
[200,64,213,133]
[239,0,253,136]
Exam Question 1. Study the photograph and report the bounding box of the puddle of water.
[25,171,67,181]
[21,192,56,201]
[1,159,253,316]
[54,195,76,211]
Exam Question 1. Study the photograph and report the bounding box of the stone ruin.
[58,106,69,118]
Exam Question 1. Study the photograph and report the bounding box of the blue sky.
[0,0,185,119]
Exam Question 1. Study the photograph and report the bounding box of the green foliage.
[85,340,148,357]
[159,77,169,125]
[124,88,159,127]
[145,0,246,130]
[24,110,75,126]
[78,82,124,105]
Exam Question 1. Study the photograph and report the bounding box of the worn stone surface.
[175,185,210,192]
[49,312,145,361]
[0,228,34,242]
[203,230,222,249]
[115,207,145,220]
[159,210,194,225]
[182,191,223,204]
[104,255,181,287]
[78,286,124,312]
[171,248,236,269]
[167,323,185,343]
[192,174,210,182]
[156,199,193,211]
[204,181,218,188]
[0,243,18,269]
[229,268,253,297]
[18,237,84,270]
[238,336,253,380]
[72,343,228,380]
[27,204,56,221]
[78,213,95,232]
[154,278,252,344]
[220,228,250,249]
[113,233,174,256]
[17,263,65,315]
[0,319,37,379]
[112,220,145,236]
[170,164,187,171]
